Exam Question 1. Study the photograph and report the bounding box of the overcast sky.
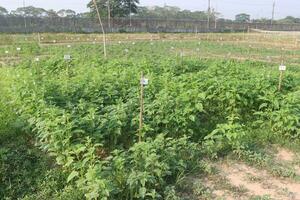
[1,0,300,19]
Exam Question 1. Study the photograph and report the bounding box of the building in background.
[235,13,250,22]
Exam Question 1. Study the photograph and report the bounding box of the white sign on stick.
[64,55,71,60]
[279,65,286,71]
[141,77,149,86]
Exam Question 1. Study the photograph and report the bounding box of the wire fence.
[1,16,300,33]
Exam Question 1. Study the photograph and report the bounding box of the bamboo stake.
[139,72,144,142]
[278,51,285,91]
[37,32,41,46]
[93,0,107,58]
[278,70,283,91]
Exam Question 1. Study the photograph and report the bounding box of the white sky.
[1,0,300,19]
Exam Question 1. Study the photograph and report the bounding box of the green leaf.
[67,171,79,183]
[139,187,147,198]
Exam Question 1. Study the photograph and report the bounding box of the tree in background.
[278,16,300,24]
[135,5,215,21]
[46,9,59,18]
[0,6,8,15]
[252,18,271,23]
[10,6,47,17]
[87,0,139,18]
[57,9,76,17]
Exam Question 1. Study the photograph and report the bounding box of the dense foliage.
[0,38,300,199]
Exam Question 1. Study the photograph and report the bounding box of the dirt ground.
[193,147,300,200]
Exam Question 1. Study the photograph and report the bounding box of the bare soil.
[196,147,300,200]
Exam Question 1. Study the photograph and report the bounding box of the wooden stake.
[139,72,144,142]
[93,0,107,58]
[278,54,285,91]
[278,70,283,91]
[37,32,41,46]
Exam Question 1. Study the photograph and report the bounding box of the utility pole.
[213,7,217,30]
[23,0,27,32]
[207,0,211,31]
[107,0,111,30]
[271,0,275,26]
[129,0,132,26]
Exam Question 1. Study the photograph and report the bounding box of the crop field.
[1,32,300,200]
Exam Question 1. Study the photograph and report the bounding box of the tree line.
[0,0,299,24]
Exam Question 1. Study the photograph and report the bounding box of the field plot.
[1,32,300,200]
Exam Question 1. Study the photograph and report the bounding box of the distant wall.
[1,16,300,33]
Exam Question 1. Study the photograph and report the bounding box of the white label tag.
[5,51,8,54]
[64,55,71,60]
[279,65,286,71]
[17,47,21,51]
[35,57,40,62]
[141,78,149,86]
